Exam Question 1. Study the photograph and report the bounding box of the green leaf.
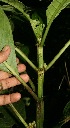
[53,101,70,128]
[0,7,18,74]
[0,0,45,44]
[63,101,70,118]
[41,0,70,46]
[0,0,30,21]
[46,0,70,25]
[15,42,29,63]
[0,99,26,128]
[66,3,70,8]
[15,42,29,57]
[30,12,45,44]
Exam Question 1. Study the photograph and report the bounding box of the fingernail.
[2,46,10,52]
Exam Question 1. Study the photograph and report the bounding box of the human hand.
[0,46,29,106]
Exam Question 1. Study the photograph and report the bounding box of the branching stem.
[15,47,38,72]
[45,40,70,71]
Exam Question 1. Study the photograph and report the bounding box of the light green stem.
[36,46,44,128]
[25,71,35,92]
[37,46,44,97]
[45,40,70,71]
[29,78,35,92]
[3,61,39,101]
[9,103,28,127]
[41,21,51,46]
[15,47,38,72]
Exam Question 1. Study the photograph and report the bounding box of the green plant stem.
[45,40,70,71]
[3,61,39,101]
[9,103,28,127]
[29,78,35,92]
[36,45,44,128]
[41,21,51,46]
[41,0,67,46]
[37,46,44,97]
[15,47,38,72]
[25,71,35,92]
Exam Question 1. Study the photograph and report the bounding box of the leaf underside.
[0,7,18,74]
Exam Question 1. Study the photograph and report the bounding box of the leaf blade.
[0,7,18,74]
[0,0,30,21]
[46,0,70,25]
[41,0,70,46]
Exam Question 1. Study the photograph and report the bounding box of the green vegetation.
[0,0,70,127]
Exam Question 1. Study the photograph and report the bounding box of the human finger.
[0,64,26,80]
[0,74,29,90]
[17,64,26,73]
[0,93,21,106]
[0,71,11,80]
[0,46,11,63]
[16,58,19,64]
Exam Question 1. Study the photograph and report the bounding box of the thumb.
[0,46,11,63]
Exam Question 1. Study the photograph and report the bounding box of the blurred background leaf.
[0,98,26,128]
[63,101,70,118]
